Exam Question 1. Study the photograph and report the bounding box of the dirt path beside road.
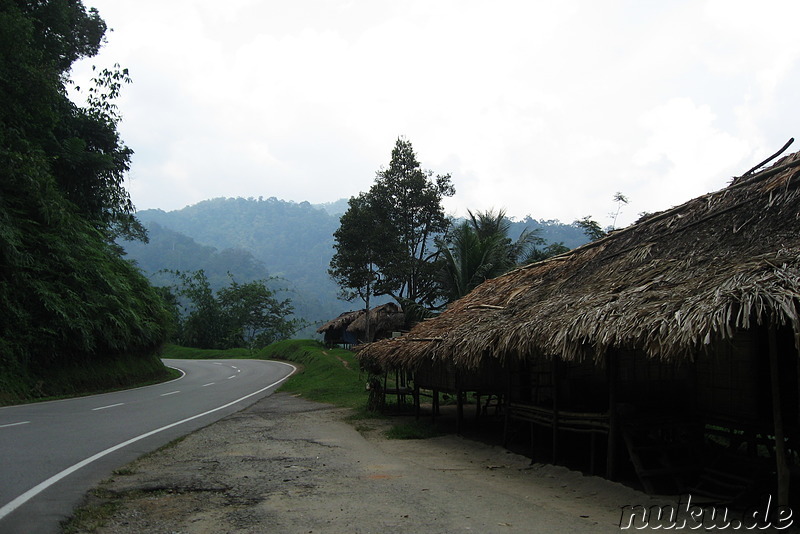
[67,393,661,533]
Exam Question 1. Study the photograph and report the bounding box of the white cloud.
[73,0,800,226]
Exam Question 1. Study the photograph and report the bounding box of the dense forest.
[0,0,172,402]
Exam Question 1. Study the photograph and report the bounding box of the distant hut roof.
[359,148,800,371]
[316,310,363,334]
[346,302,404,335]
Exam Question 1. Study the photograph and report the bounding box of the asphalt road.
[0,358,295,534]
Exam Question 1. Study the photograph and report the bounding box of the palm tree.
[438,209,545,302]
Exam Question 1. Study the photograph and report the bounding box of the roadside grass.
[0,354,180,406]
[61,488,121,534]
[164,339,369,410]
[166,339,437,438]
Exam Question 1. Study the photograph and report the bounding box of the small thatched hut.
[358,146,800,504]
[317,303,404,347]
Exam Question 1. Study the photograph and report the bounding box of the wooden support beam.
[606,349,619,481]
[552,357,559,465]
[769,325,790,509]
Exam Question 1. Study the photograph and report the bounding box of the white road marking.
[227,375,237,379]
[0,361,296,521]
[202,383,215,387]
[160,391,180,397]
[0,421,30,429]
[92,403,124,411]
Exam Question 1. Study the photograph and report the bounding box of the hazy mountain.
[122,197,591,337]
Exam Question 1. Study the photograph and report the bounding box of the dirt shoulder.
[67,393,663,534]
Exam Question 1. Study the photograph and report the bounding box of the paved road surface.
[0,358,294,534]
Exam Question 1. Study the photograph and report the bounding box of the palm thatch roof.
[316,309,363,334]
[346,302,404,335]
[358,147,800,371]
[317,303,404,337]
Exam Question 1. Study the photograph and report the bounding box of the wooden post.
[769,325,790,509]
[552,356,559,465]
[414,380,420,420]
[457,389,464,435]
[503,367,512,447]
[606,349,618,480]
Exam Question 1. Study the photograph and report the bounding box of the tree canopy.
[437,209,567,302]
[167,271,301,350]
[329,138,455,327]
[0,0,169,398]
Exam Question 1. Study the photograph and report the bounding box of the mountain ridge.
[122,197,590,335]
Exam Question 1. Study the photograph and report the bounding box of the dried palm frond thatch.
[316,310,363,334]
[358,148,800,372]
[346,302,404,336]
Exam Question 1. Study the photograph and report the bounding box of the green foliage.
[575,215,607,241]
[330,137,455,318]
[369,137,455,308]
[523,241,571,263]
[0,0,171,400]
[165,270,303,350]
[123,201,590,337]
[259,340,367,409]
[437,209,553,301]
[128,198,346,333]
[161,344,255,359]
[218,276,300,348]
[329,193,387,305]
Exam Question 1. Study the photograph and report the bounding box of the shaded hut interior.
[357,147,800,507]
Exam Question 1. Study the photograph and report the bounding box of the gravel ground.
[66,392,669,534]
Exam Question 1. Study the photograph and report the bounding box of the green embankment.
[163,339,368,410]
[164,339,441,439]
[0,353,178,406]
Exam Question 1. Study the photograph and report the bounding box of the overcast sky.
[71,0,800,228]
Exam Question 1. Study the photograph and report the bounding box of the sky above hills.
[71,0,800,228]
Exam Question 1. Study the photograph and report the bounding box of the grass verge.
[0,353,180,406]
[164,339,370,410]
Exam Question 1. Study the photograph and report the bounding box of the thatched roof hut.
[317,303,404,346]
[346,302,404,340]
[358,146,800,501]
[359,148,800,370]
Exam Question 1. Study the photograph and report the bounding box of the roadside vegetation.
[164,339,367,410]
[165,339,441,437]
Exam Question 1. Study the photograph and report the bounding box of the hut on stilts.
[316,302,405,348]
[357,143,800,507]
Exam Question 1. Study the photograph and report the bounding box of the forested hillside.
[0,1,171,402]
[121,197,590,334]
[125,198,346,334]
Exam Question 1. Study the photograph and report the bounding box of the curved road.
[0,358,295,534]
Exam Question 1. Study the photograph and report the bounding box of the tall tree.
[328,193,395,341]
[329,138,455,327]
[368,137,455,308]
